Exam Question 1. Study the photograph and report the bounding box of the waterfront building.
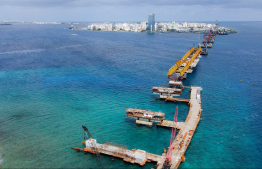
[141,21,147,30]
[148,14,155,32]
[65,19,221,33]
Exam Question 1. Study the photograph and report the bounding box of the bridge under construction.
[152,47,202,99]
[168,47,201,77]
[74,86,202,169]
[74,37,214,168]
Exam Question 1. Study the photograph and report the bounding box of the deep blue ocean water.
[0,22,261,168]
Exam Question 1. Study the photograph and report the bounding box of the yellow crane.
[179,47,201,77]
[167,47,201,77]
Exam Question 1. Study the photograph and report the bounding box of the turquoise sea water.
[0,22,261,168]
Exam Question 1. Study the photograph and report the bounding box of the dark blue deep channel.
[0,22,261,168]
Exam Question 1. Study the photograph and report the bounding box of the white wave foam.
[0,49,44,55]
[56,44,84,49]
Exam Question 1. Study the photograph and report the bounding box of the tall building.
[148,14,155,32]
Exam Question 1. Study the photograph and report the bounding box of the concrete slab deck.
[157,86,202,169]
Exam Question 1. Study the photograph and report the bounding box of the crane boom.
[82,125,92,139]
[163,106,178,169]
[81,125,104,169]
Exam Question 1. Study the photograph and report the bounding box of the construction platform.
[167,47,201,78]
[165,98,190,103]
[152,86,183,98]
[126,108,165,124]
[152,87,182,95]
[168,80,184,87]
[156,86,202,169]
[74,86,202,169]
[157,121,186,130]
[74,139,166,166]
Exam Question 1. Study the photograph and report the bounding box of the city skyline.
[1,0,262,22]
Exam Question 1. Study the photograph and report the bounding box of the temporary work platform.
[126,108,165,126]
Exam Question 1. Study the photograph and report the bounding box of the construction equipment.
[200,48,208,55]
[126,108,165,126]
[167,47,201,89]
[203,30,207,43]
[162,106,178,169]
[199,31,208,55]
[179,47,201,77]
[80,125,104,169]
[207,28,215,43]
[167,47,195,76]
[82,125,92,140]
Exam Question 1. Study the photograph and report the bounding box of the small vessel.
[207,38,215,43]
[198,43,206,48]
[71,34,78,36]
[206,43,212,48]
[200,48,208,55]
[0,23,11,25]
[218,31,229,35]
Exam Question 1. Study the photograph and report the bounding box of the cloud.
[0,0,67,7]
[1,0,262,22]
[1,0,262,9]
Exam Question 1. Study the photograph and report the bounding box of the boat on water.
[71,34,78,36]
[0,23,11,25]
[198,43,206,48]
[206,43,212,48]
[200,48,208,55]
[199,42,212,48]
[218,31,229,35]
[207,38,215,43]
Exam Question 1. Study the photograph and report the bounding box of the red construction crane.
[163,106,178,169]
[203,30,206,43]
[208,29,212,41]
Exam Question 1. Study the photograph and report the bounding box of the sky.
[1,0,262,22]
